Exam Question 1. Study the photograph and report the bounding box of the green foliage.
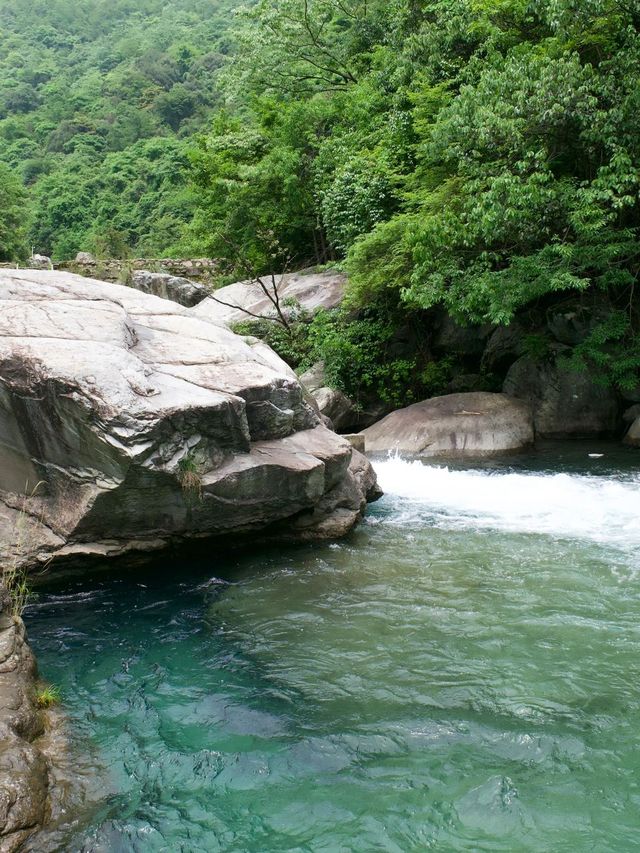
[3,565,29,620]
[177,451,203,500]
[36,683,61,709]
[302,309,416,408]
[0,163,30,260]
[232,317,313,368]
[563,312,640,391]
[188,0,640,392]
[0,0,237,257]
[3,0,639,393]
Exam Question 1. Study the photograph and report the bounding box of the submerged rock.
[0,270,379,573]
[361,392,534,457]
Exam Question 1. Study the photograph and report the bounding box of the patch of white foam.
[373,456,640,549]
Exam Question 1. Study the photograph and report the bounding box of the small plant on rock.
[178,452,203,500]
[36,683,60,709]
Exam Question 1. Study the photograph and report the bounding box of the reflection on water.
[26,445,640,851]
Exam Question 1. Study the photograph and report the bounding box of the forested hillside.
[0,0,235,258]
[1,0,638,401]
[193,0,639,400]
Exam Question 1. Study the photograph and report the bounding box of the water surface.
[27,445,640,851]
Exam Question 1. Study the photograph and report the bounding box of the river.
[26,444,640,851]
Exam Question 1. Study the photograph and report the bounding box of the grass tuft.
[36,683,61,709]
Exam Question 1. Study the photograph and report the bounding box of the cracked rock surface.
[0,270,380,573]
[0,589,47,853]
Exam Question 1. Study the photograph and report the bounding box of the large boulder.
[194,270,346,327]
[624,417,640,447]
[130,271,209,307]
[0,270,379,573]
[503,356,620,438]
[362,392,533,457]
[25,255,51,271]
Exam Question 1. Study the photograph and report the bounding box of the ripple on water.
[25,455,640,852]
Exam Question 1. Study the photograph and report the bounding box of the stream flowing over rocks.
[0,270,380,575]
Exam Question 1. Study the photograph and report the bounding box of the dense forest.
[0,0,638,403]
[0,0,236,258]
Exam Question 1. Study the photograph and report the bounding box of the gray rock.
[298,362,327,394]
[445,373,483,394]
[621,384,640,404]
[342,434,366,453]
[623,404,640,423]
[431,313,493,356]
[313,387,356,432]
[25,255,51,271]
[0,593,48,852]
[299,362,387,432]
[624,417,640,447]
[130,271,209,307]
[503,357,620,438]
[0,270,379,573]
[481,323,525,374]
[362,392,533,457]
[546,304,608,346]
[194,270,346,327]
[74,252,95,264]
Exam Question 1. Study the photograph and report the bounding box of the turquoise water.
[26,447,640,851]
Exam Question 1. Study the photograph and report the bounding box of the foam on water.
[373,456,640,549]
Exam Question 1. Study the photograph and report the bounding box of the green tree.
[0,164,30,261]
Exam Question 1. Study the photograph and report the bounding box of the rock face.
[362,392,534,457]
[624,417,640,446]
[25,256,51,271]
[298,362,387,432]
[194,270,346,326]
[0,270,379,573]
[130,271,209,307]
[0,589,48,853]
[503,356,620,438]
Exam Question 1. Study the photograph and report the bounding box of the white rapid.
[373,456,640,551]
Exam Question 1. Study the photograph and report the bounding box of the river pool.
[26,445,640,851]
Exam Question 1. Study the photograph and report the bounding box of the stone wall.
[0,258,219,283]
[57,257,219,283]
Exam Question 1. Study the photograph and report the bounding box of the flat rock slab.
[362,392,534,457]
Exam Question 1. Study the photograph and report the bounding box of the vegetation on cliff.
[1,0,638,401]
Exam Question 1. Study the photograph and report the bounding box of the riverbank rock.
[623,416,640,447]
[0,270,380,574]
[129,271,209,307]
[194,269,346,327]
[298,362,387,432]
[503,356,620,438]
[0,589,48,852]
[362,392,534,457]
